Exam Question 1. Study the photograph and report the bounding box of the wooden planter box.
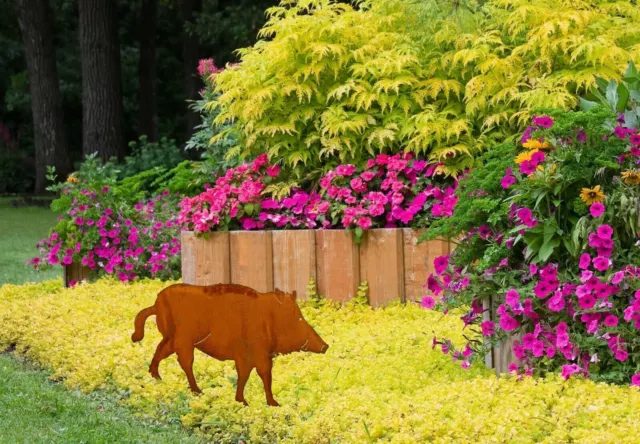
[181,229,452,307]
[63,262,91,287]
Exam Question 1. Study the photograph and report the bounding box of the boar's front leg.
[256,355,279,407]
[234,358,252,406]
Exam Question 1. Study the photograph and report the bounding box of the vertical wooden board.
[315,230,359,303]
[402,229,430,302]
[272,230,316,300]
[181,231,230,286]
[64,263,90,287]
[181,231,196,284]
[230,231,273,292]
[360,229,404,307]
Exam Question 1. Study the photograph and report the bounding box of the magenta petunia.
[589,202,605,217]
[578,253,591,270]
[433,255,449,275]
[597,224,613,240]
[481,320,495,336]
[632,374,640,387]
[533,116,554,129]
[604,315,619,327]
[420,296,436,309]
[593,256,610,272]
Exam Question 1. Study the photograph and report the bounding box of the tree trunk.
[137,0,158,141]
[78,0,126,162]
[16,0,71,193]
[181,0,202,143]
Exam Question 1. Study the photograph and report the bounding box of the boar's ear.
[291,290,297,301]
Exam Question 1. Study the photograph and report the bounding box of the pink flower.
[579,253,591,270]
[335,164,356,176]
[356,216,372,230]
[604,315,619,327]
[501,169,516,189]
[433,255,449,275]
[533,116,553,129]
[499,314,520,331]
[481,320,495,336]
[590,202,605,217]
[592,256,610,272]
[421,296,435,309]
[597,225,613,240]
[631,374,640,387]
[561,364,581,380]
[505,289,520,307]
[266,165,280,177]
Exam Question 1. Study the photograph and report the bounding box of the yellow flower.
[522,139,552,150]
[66,174,78,184]
[621,170,640,185]
[515,149,537,165]
[580,185,605,205]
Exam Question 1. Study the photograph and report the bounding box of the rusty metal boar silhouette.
[131,283,329,406]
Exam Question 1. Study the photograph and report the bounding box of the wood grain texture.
[272,230,316,300]
[63,263,90,287]
[181,231,230,286]
[360,229,404,307]
[403,229,450,302]
[315,230,359,303]
[230,231,273,292]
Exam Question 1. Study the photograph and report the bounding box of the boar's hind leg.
[256,356,279,407]
[149,337,174,380]
[175,338,202,394]
[234,358,252,407]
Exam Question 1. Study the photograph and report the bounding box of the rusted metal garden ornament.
[131,283,329,407]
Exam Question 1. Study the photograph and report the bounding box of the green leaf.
[605,80,619,109]
[579,97,599,111]
[616,83,630,112]
[244,203,254,216]
[538,237,560,262]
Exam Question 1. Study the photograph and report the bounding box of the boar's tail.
[131,305,156,343]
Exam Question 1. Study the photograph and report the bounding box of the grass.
[0,198,61,286]
[0,353,200,443]
[0,198,200,443]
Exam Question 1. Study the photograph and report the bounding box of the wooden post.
[230,231,273,293]
[315,230,360,303]
[359,228,404,307]
[403,229,450,302]
[272,230,316,300]
[181,231,230,286]
[63,263,90,287]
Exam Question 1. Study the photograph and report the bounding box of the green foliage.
[581,61,640,128]
[0,149,33,193]
[210,0,640,182]
[351,281,370,307]
[118,136,184,179]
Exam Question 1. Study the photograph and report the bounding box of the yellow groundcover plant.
[2,279,640,443]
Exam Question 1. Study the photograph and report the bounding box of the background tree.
[78,0,126,161]
[16,0,71,192]
[137,0,157,142]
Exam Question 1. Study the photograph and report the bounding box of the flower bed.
[2,279,640,443]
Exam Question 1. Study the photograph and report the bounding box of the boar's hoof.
[149,368,161,380]
[235,398,249,407]
[190,387,203,395]
[267,400,281,407]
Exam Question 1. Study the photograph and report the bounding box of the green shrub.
[209,0,640,182]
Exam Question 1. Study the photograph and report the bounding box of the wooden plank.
[402,230,449,302]
[181,231,230,286]
[230,231,273,292]
[315,230,359,303]
[360,229,404,307]
[272,230,316,300]
[64,263,90,287]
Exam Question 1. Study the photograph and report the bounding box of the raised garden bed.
[181,229,452,307]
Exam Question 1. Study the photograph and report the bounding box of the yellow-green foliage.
[210,0,640,178]
[3,279,640,442]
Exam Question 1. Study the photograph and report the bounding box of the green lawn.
[0,199,200,443]
[0,198,61,286]
[0,354,200,444]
